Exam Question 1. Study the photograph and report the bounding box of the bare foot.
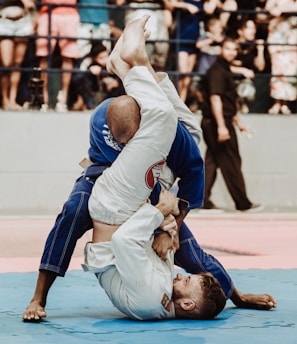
[120,15,151,67]
[22,300,47,321]
[232,290,277,310]
[8,102,23,111]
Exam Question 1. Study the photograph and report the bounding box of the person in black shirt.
[200,37,262,212]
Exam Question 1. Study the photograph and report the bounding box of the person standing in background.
[169,0,204,103]
[265,0,297,115]
[200,38,262,212]
[77,0,111,58]
[115,0,171,72]
[35,0,79,112]
[234,18,269,114]
[0,0,35,110]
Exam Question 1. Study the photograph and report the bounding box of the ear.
[180,298,196,311]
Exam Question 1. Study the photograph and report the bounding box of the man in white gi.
[83,15,226,321]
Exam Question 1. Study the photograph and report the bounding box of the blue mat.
[1,270,296,344]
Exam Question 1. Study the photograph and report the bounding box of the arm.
[254,40,266,72]
[21,0,35,11]
[210,94,231,142]
[233,114,248,133]
[196,37,215,50]
[203,0,221,15]
[111,190,178,294]
[167,0,200,14]
[266,0,297,15]
[152,208,188,260]
[230,288,277,310]
[230,65,255,79]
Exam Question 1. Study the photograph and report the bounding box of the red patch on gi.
[161,293,172,312]
[145,160,166,189]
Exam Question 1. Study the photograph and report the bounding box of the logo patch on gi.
[145,160,166,189]
[161,293,172,312]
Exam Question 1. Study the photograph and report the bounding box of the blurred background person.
[35,0,79,112]
[76,0,111,58]
[203,0,237,32]
[67,41,109,111]
[265,0,297,115]
[196,15,224,75]
[115,0,171,71]
[233,18,270,113]
[67,40,125,111]
[0,0,35,110]
[169,0,204,103]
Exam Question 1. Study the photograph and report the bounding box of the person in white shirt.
[83,15,226,321]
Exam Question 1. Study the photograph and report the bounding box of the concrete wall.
[0,111,296,215]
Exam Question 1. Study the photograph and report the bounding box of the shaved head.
[106,95,141,144]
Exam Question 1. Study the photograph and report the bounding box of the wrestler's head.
[106,95,140,145]
[172,272,226,320]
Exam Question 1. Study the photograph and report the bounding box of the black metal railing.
[0,3,296,111]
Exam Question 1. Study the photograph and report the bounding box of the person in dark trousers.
[200,37,262,212]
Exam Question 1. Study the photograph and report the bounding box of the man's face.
[95,50,109,67]
[172,273,203,300]
[221,41,238,63]
[239,20,256,41]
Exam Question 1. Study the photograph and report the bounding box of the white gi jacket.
[88,66,178,225]
[83,203,175,320]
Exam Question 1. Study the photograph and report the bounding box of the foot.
[22,300,47,321]
[233,292,277,310]
[280,104,291,115]
[238,203,263,213]
[8,102,23,110]
[120,15,151,67]
[268,103,281,114]
[107,15,151,79]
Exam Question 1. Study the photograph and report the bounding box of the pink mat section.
[0,212,296,273]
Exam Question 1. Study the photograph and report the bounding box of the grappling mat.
[1,269,296,344]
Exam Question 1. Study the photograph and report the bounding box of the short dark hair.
[195,272,226,320]
[221,37,239,49]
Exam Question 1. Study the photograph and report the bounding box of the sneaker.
[199,204,225,214]
[239,204,263,213]
[40,104,49,112]
[55,102,68,113]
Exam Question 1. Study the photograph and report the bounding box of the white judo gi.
[88,66,178,225]
[84,66,202,320]
[83,203,175,320]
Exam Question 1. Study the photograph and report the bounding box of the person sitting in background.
[0,0,35,110]
[68,42,125,110]
[67,42,110,111]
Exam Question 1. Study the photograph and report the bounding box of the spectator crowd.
[0,0,296,113]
